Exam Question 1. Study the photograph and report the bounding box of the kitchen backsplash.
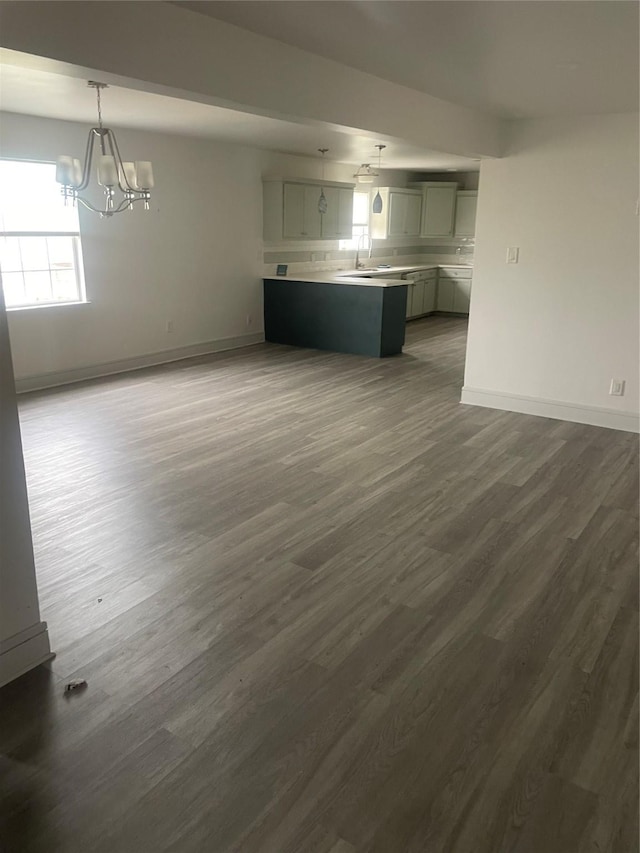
[263,239,475,277]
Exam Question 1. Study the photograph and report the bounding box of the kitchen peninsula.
[263,271,408,358]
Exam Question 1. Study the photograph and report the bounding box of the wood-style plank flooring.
[1,316,638,853]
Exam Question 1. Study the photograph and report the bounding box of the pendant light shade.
[372,144,386,214]
[354,164,378,184]
[317,148,329,214]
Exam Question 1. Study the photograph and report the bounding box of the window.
[0,160,86,309]
[339,191,370,250]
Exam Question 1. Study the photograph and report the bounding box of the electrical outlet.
[506,247,519,264]
[165,320,174,333]
[609,379,625,396]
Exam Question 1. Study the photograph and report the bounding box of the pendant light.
[372,144,386,214]
[317,148,329,214]
[353,163,378,184]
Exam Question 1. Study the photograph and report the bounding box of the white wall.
[2,112,268,386]
[463,113,639,432]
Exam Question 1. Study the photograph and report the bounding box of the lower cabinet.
[423,280,437,313]
[437,269,472,314]
[405,270,438,318]
[405,268,472,319]
[453,280,471,313]
[436,279,455,312]
[405,281,421,318]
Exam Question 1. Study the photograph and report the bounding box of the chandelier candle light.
[56,81,154,218]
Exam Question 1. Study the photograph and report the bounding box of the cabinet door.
[453,280,471,314]
[302,186,322,239]
[405,282,415,318]
[320,187,353,239]
[437,278,455,311]
[454,193,478,237]
[388,193,408,237]
[422,186,457,237]
[414,281,426,315]
[282,184,322,239]
[422,280,436,313]
[336,187,354,238]
[319,187,339,238]
[283,183,306,238]
[405,194,422,236]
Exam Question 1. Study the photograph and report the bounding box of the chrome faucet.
[355,233,373,269]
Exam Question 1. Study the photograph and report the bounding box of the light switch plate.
[506,247,519,264]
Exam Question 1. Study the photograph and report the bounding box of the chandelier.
[55,81,154,218]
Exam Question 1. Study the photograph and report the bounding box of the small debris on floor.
[64,679,88,695]
[97,598,103,603]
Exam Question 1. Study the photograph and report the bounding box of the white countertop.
[264,264,473,288]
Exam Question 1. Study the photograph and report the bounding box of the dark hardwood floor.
[1,316,638,853]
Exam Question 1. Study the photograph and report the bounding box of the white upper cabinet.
[282,183,322,239]
[371,188,423,239]
[454,191,478,237]
[263,178,355,241]
[320,186,354,239]
[409,181,458,237]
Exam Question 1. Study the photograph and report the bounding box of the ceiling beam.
[0,1,505,160]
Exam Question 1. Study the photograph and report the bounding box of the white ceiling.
[1,1,636,170]
[179,0,640,119]
[0,56,479,171]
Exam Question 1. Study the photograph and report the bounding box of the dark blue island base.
[263,278,408,358]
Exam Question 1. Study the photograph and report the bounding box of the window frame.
[339,190,370,251]
[0,159,88,312]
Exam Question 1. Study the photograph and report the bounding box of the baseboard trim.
[0,621,54,688]
[15,333,266,393]
[461,386,639,433]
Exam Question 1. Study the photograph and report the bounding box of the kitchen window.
[0,159,86,310]
[339,191,370,250]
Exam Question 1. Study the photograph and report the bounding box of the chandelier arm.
[75,195,110,215]
[112,196,144,214]
[75,193,149,216]
[76,130,95,192]
[107,129,137,194]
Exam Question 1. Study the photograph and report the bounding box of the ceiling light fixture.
[372,145,386,214]
[55,81,155,218]
[317,148,329,214]
[353,163,378,184]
